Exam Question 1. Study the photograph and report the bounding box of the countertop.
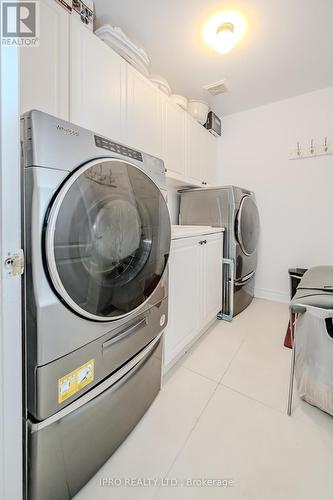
[171,225,225,240]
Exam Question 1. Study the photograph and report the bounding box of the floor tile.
[293,399,333,451]
[221,300,293,412]
[74,367,217,500]
[181,320,243,382]
[154,385,333,500]
[74,299,333,500]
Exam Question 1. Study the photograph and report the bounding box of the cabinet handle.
[203,239,207,244]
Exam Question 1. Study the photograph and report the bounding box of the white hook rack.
[289,137,333,160]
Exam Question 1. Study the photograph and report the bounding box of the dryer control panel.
[94,135,143,162]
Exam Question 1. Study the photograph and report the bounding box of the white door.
[1,45,23,500]
[20,0,69,119]
[70,18,125,141]
[164,236,201,367]
[163,99,186,176]
[126,66,163,157]
[201,234,223,326]
[186,116,203,184]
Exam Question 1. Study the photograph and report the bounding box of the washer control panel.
[94,135,143,162]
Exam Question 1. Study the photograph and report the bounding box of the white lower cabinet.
[202,234,223,325]
[164,232,223,370]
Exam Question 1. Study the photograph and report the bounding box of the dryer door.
[235,196,260,256]
[44,158,171,321]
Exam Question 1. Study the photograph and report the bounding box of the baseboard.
[254,287,289,304]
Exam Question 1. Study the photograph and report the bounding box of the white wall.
[219,85,333,302]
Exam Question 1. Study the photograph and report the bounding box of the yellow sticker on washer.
[58,359,95,404]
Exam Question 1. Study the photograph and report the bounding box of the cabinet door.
[164,237,201,367]
[186,117,204,185]
[163,99,186,176]
[126,67,162,158]
[70,18,125,141]
[20,0,69,119]
[201,234,223,326]
[201,130,218,186]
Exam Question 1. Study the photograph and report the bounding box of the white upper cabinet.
[20,9,218,184]
[202,129,218,186]
[70,18,125,142]
[20,0,69,119]
[162,98,186,176]
[186,115,218,186]
[186,116,203,184]
[126,66,163,158]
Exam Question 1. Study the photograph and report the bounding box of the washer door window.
[45,159,171,321]
[236,196,260,256]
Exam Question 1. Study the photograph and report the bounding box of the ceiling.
[94,0,333,115]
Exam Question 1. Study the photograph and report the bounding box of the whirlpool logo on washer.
[56,124,80,137]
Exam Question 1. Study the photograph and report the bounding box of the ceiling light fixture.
[216,22,235,53]
[203,12,246,54]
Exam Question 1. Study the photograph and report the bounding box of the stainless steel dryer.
[180,185,259,319]
[22,110,171,499]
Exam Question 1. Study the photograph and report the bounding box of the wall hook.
[324,137,328,153]
[310,139,314,155]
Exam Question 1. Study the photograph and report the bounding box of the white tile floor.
[74,299,333,500]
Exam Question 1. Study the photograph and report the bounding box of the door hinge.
[4,249,25,276]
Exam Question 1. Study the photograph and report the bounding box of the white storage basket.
[295,305,333,415]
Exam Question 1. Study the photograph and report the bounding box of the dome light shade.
[203,12,246,54]
[216,22,235,54]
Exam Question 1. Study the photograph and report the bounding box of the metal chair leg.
[287,310,296,416]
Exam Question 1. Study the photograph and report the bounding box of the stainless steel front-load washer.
[22,111,171,499]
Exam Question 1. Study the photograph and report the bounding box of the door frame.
[0,45,23,500]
